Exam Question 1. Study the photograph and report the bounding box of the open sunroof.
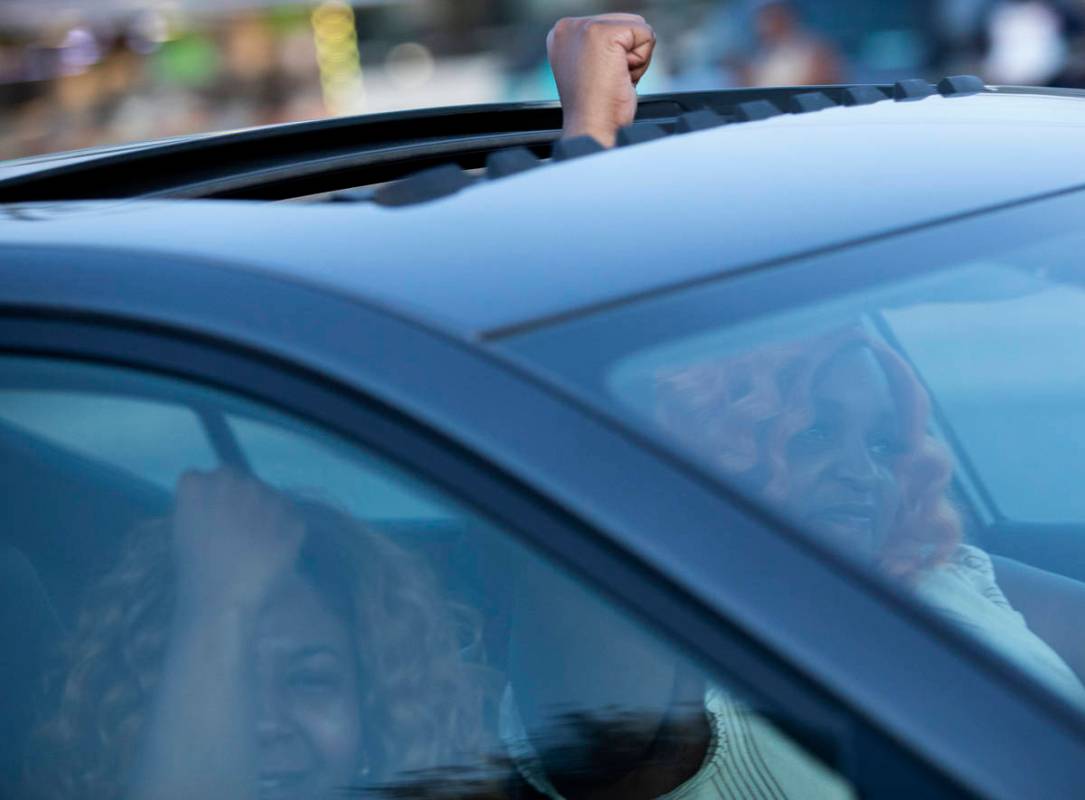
[0,79,987,205]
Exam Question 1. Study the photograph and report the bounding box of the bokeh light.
[312,0,365,115]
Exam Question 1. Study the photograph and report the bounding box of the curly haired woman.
[24,468,484,800]
[656,327,958,578]
[655,325,1085,700]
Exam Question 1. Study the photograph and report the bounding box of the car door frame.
[3,244,1085,798]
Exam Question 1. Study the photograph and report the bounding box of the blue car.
[4,78,1085,800]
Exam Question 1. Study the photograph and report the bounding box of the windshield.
[503,187,1085,716]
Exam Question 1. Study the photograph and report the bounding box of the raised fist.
[171,468,304,618]
[547,14,656,147]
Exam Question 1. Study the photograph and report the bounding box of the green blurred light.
[152,34,220,88]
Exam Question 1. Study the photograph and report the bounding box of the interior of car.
[0,366,512,796]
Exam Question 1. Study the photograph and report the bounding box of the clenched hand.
[547,14,657,147]
[172,468,303,619]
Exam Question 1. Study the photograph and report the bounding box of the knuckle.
[552,16,576,36]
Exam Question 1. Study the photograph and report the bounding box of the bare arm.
[128,609,259,800]
[547,14,656,147]
[127,470,302,800]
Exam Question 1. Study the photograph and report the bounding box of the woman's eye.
[869,438,904,458]
[798,424,833,443]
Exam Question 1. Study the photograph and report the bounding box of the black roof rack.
[0,79,988,204]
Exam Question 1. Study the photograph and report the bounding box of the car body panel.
[3,92,1085,338]
[7,86,1085,797]
[4,247,1085,797]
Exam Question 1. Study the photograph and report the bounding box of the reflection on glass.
[655,325,958,577]
[886,282,1085,522]
[3,357,857,800]
[18,463,856,800]
[0,392,215,488]
[501,550,852,800]
[229,414,450,521]
[645,316,1085,709]
[523,251,1085,717]
[24,469,483,800]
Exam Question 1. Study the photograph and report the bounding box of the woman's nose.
[255,681,294,743]
[832,437,878,487]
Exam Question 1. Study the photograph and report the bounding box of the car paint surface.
[2,91,1085,337]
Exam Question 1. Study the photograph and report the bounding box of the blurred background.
[2,0,1084,159]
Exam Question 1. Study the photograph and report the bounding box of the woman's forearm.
[128,470,305,800]
[126,607,259,800]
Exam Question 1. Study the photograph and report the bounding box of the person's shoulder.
[946,543,995,573]
[937,544,1015,611]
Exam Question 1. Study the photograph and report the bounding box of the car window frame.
[496,184,1085,534]
[5,247,1085,797]
[0,319,964,799]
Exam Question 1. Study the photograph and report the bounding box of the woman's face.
[779,345,904,561]
[254,572,362,800]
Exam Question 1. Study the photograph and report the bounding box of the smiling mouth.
[810,505,877,534]
[258,771,308,797]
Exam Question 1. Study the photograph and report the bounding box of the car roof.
[3,86,1085,338]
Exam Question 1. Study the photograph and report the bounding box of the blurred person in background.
[982,0,1075,85]
[0,8,323,159]
[203,13,292,130]
[741,0,842,87]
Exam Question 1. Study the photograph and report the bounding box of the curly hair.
[24,496,487,800]
[654,325,961,577]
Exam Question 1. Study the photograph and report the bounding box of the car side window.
[0,355,859,800]
[0,389,216,488]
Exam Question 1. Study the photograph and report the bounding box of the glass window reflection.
[504,217,1085,721]
[2,357,855,800]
